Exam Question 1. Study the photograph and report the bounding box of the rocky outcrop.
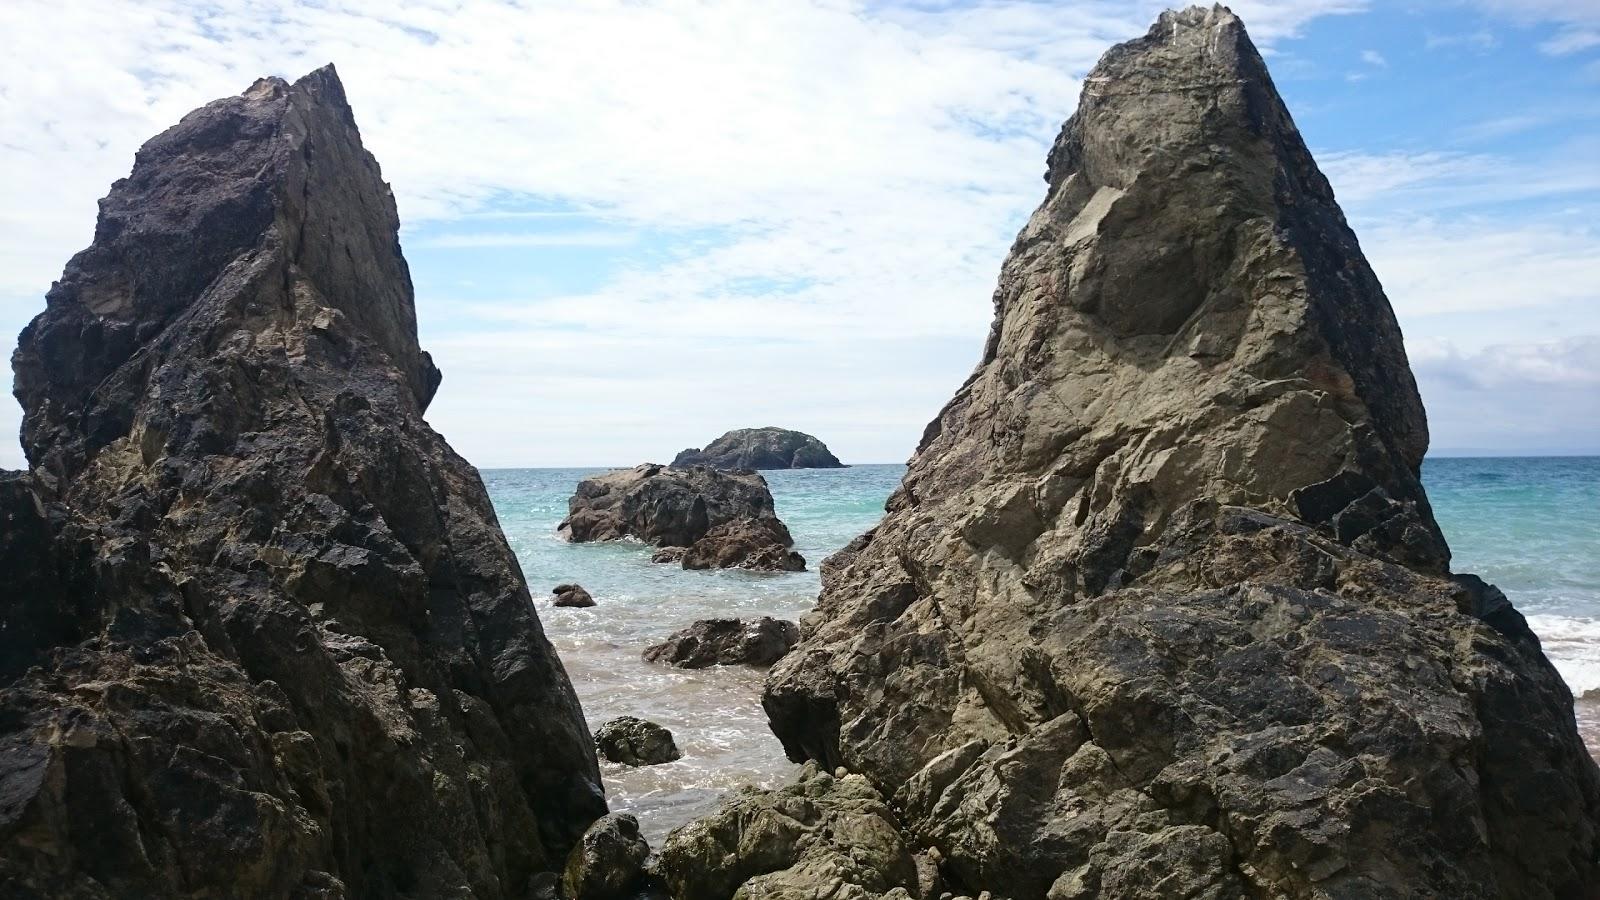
[595,716,682,767]
[673,427,844,470]
[757,7,1600,899]
[643,617,801,669]
[681,518,806,572]
[654,763,920,900]
[562,813,653,900]
[560,464,804,570]
[0,67,606,898]
[553,583,596,608]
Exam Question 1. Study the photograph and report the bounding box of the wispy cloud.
[409,230,635,249]
[1361,48,1388,66]
[1425,29,1498,51]
[1541,28,1600,55]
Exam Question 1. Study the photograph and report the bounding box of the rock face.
[0,67,606,898]
[560,463,804,570]
[654,763,919,900]
[759,8,1600,899]
[673,427,844,470]
[594,716,682,767]
[642,617,801,669]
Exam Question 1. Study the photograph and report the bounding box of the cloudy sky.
[2,0,1597,468]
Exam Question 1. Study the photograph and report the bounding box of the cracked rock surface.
[753,7,1600,899]
[1,67,604,898]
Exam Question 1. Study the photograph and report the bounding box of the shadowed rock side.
[755,7,1600,899]
[0,67,605,898]
[673,427,845,470]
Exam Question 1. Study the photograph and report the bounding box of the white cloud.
[1413,337,1600,455]
[410,231,636,249]
[1541,28,1600,55]
[0,0,1369,468]
[1361,48,1388,66]
[1425,29,1498,51]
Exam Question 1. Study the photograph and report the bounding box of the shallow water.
[487,465,903,842]
[485,456,1600,842]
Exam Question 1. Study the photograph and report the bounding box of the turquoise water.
[484,457,1600,841]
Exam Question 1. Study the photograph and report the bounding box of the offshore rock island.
[673,427,845,470]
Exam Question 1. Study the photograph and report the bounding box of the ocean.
[484,456,1600,843]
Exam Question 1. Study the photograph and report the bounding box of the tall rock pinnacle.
[1,67,605,897]
[764,7,1600,897]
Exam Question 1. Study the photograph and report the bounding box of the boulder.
[562,813,652,900]
[559,463,776,546]
[653,762,919,900]
[759,8,1600,899]
[554,583,597,608]
[673,427,845,470]
[595,716,682,767]
[560,463,804,570]
[0,67,605,898]
[681,517,806,572]
[643,617,801,668]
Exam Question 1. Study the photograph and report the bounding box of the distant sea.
[483,457,1600,843]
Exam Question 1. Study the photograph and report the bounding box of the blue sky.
[2,0,1597,468]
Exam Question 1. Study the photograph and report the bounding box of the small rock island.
[673,426,845,470]
[559,463,805,571]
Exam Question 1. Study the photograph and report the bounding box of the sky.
[1,1,1597,468]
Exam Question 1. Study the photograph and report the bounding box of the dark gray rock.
[560,464,803,570]
[554,583,596,608]
[0,67,605,898]
[595,716,682,767]
[559,463,776,546]
[562,813,652,900]
[642,617,801,669]
[758,7,1600,899]
[673,427,845,470]
[680,517,806,572]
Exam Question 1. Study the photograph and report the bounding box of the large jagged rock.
[760,7,1600,899]
[673,427,845,470]
[560,463,804,570]
[0,67,606,898]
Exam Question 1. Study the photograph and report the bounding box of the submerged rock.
[643,617,801,668]
[554,583,597,607]
[0,67,605,897]
[758,7,1600,899]
[562,813,653,900]
[560,463,804,570]
[654,762,918,900]
[673,427,845,470]
[595,716,682,767]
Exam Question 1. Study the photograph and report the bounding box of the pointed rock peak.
[913,0,1445,573]
[3,69,603,895]
[14,65,438,478]
[760,10,1600,897]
